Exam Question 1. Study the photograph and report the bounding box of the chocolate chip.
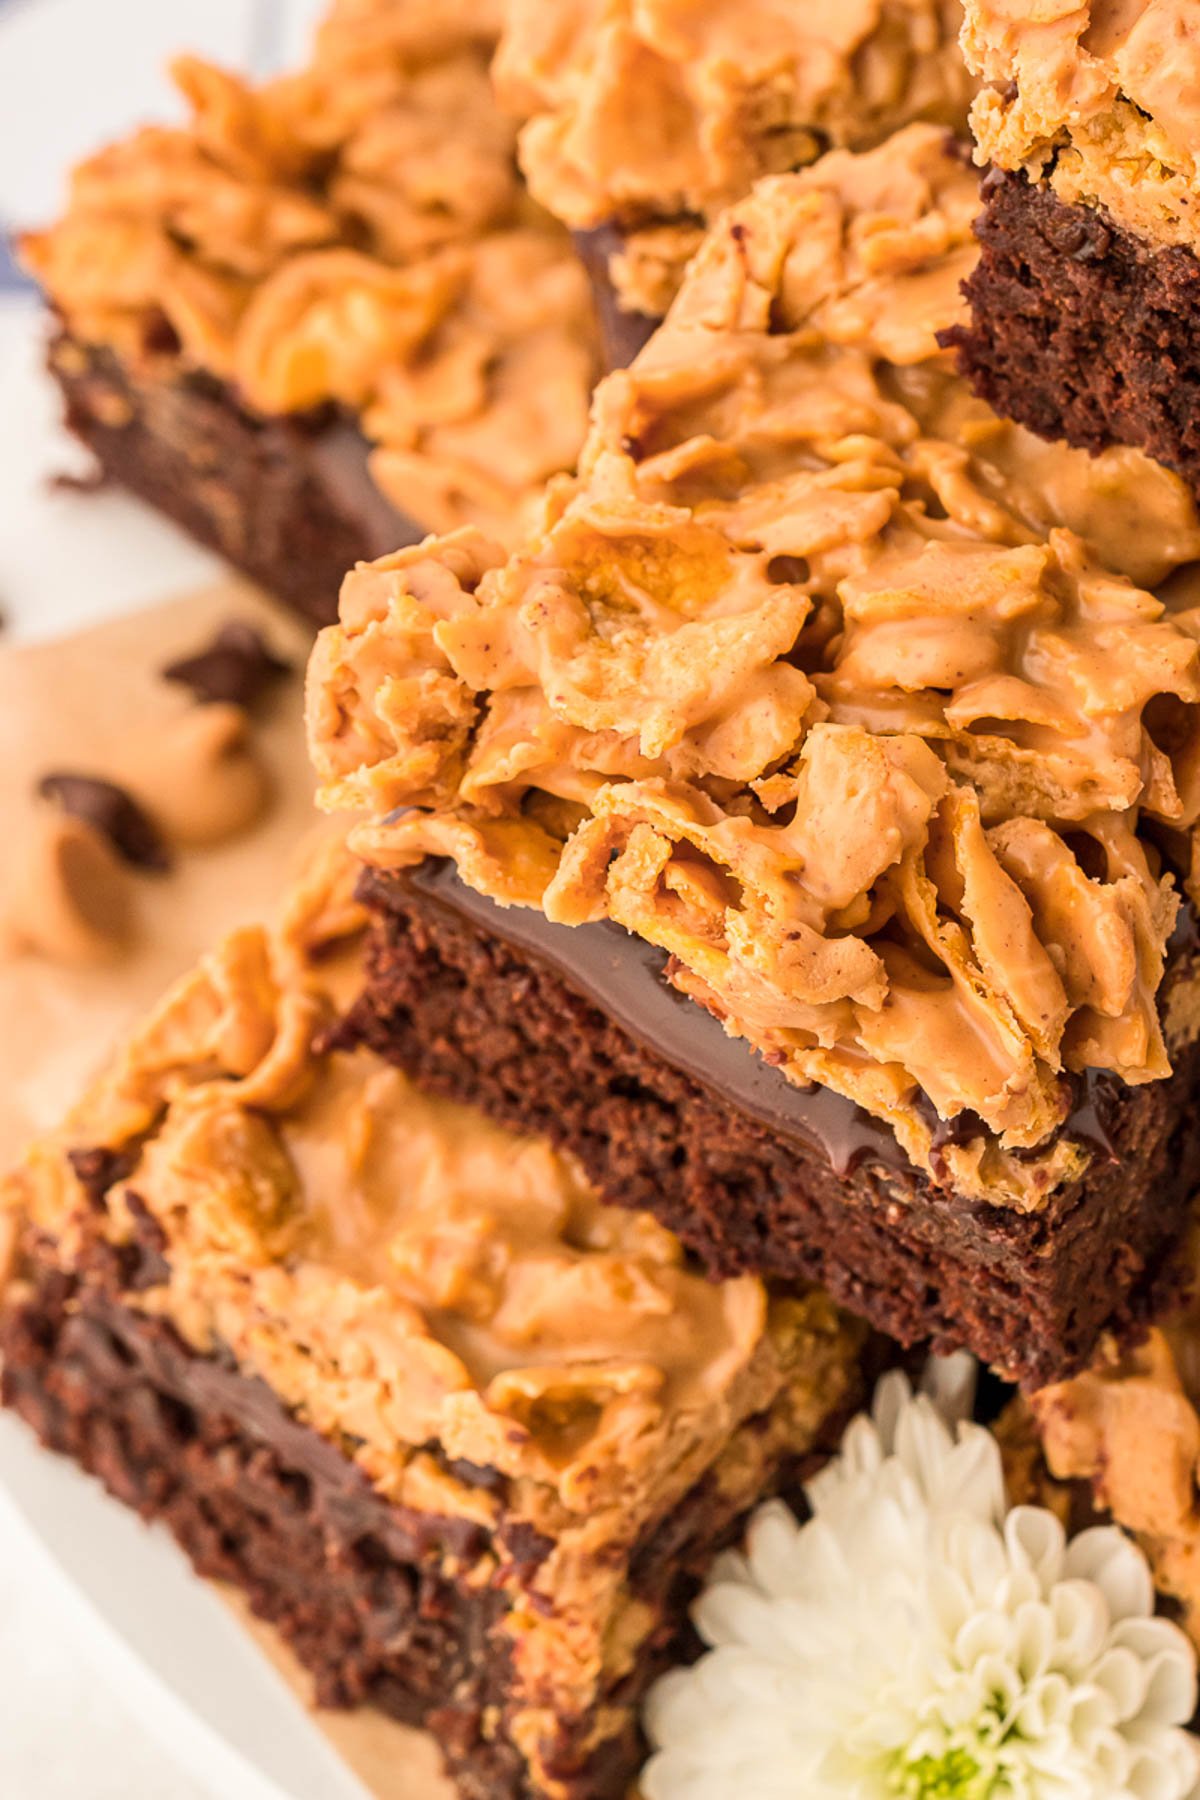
[1042,203,1111,263]
[161,621,292,710]
[445,1457,506,1493]
[38,773,170,871]
[766,555,812,586]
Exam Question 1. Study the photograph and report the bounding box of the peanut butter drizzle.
[3,689,277,969]
[495,0,975,318]
[22,0,599,546]
[965,0,1200,254]
[0,813,136,968]
[308,125,1200,1211]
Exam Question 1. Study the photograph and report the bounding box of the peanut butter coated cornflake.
[1028,1290,1200,1652]
[23,0,598,543]
[495,0,974,316]
[309,127,1200,1208]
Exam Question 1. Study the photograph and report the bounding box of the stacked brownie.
[23,0,599,625]
[0,834,869,1799]
[307,124,1200,1391]
[944,0,1200,507]
[15,10,1200,1797]
[495,0,976,363]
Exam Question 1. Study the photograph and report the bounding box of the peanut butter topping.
[308,126,1200,1209]
[1031,1301,1200,1647]
[0,835,866,1757]
[3,627,286,972]
[496,0,974,316]
[22,0,599,545]
[965,0,1200,253]
[0,813,136,966]
[115,704,271,847]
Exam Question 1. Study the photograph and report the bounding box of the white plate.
[0,1416,369,1800]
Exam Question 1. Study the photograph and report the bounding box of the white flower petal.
[1048,1579,1113,1674]
[643,1372,1200,1800]
[1090,1643,1153,1720]
[1113,1620,1200,1725]
[1066,1526,1156,1623]
[1006,1505,1068,1592]
[1011,1597,1056,1682]
[921,1350,979,1425]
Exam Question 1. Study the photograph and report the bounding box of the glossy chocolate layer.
[410,859,914,1178]
[305,421,424,563]
[405,860,1142,1185]
[572,226,661,372]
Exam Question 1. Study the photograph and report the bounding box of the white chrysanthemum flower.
[643,1366,1200,1800]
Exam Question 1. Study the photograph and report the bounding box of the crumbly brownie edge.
[940,169,1200,494]
[341,869,1200,1390]
[0,1237,848,1800]
[48,330,419,630]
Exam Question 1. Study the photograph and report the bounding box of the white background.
[0,2,327,1793]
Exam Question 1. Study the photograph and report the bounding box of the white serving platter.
[0,1413,370,1800]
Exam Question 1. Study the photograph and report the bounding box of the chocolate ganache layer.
[404,857,1115,1184]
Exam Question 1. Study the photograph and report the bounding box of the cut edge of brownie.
[47,328,420,629]
[340,864,1200,1392]
[0,1231,858,1800]
[940,168,1200,498]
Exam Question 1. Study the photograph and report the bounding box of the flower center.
[889,1747,992,1799]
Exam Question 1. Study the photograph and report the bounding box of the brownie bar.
[0,841,868,1799]
[25,1,599,614]
[941,171,1200,500]
[50,333,418,630]
[343,864,1200,1391]
[6,1242,846,1800]
[309,137,1200,1394]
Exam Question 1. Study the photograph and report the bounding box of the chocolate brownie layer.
[343,865,1200,1390]
[50,332,418,629]
[942,171,1200,496]
[3,1243,836,1800]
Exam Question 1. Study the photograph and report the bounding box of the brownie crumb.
[445,1456,506,1493]
[161,620,293,711]
[67,1146,138,1208]
[121,1193,171,1292]
[38,773,170,872]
